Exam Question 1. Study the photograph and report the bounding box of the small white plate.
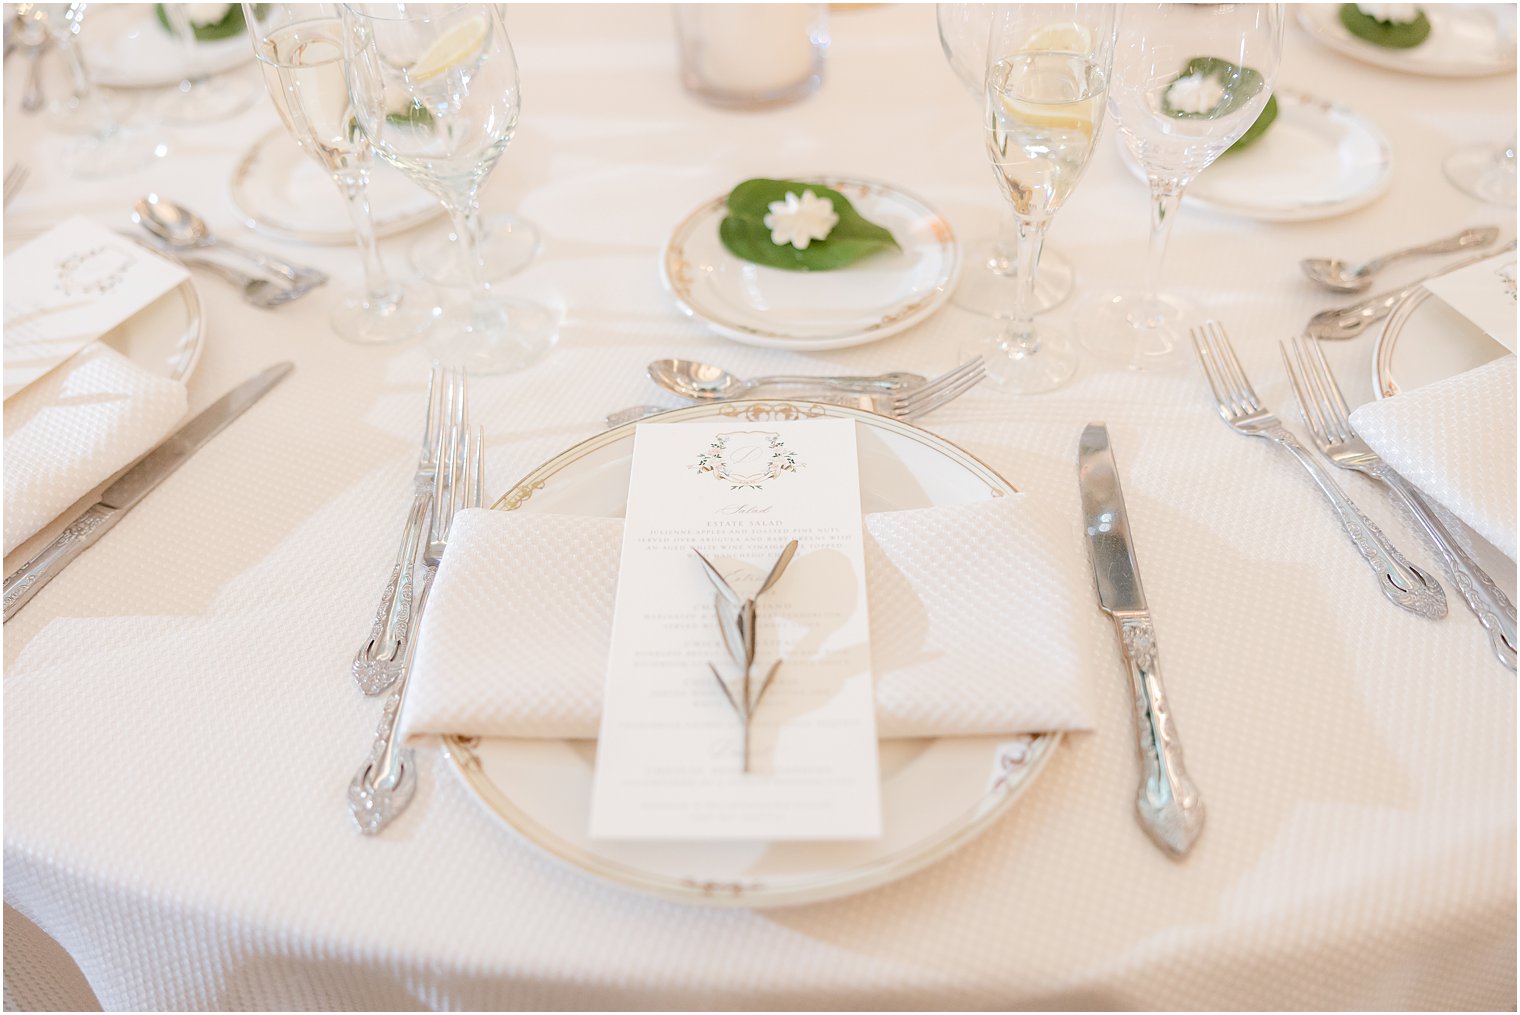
[229,128,444,246]
[445,399,1060,908]
[660,178,960,351]
[80,4,253,89]
[1119,90,1393,221]
[1372,286,1509,399]
[1296,4,1518,78]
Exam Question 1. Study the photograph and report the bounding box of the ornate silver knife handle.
[3,505,120,622]
[1265,426,1447,619]
[1113,614,1203,857]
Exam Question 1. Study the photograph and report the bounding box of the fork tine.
[892,358,981,411]
[901,363,986,420]
[1301,333,1355,440]
[1293,333,1343,443]
[421,365,443,462]
[1188,325,1234,420]
[1203,321,1260,413]
[471,427,484,509]
[1278,337,1328,445]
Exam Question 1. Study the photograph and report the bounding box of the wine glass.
[1445,135,1518,208]
[341,4,558,374]
[936,3,1075,318]
[244,3,434,345]
[157,3,262,123]
[408,211,542,286]
[1082,3,1283,368]
[960,4,1116,395]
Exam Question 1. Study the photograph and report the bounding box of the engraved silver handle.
[352,489,431,695]
[1113,613,1203,857]
[1267,427,1447,619]
[3,505,121,622]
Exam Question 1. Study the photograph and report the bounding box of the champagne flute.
[342,4,558,374]
[1082,3,1283,368]
[244,3,434,344]
[936,3,1075,318]
[158,3,262,123]
[961,4,1115,395]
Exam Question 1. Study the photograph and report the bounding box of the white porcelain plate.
[1120,90,1393,221]
[659,178,960,351]
[445,399,1060,908]
[1372,286,1510,399]
[229,129,444,245]
[1296,4,1517,77]
[81,4,254,88]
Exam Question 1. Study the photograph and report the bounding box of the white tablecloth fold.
[3,343,187,556]
[1350,354,1517,561]
[399,497,1100,743]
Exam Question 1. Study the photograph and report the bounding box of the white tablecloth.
[4,5,1515,1010]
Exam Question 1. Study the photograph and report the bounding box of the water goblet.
[158,2,262,123]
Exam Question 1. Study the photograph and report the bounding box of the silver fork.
[1281,333,1515,668]
[351,367,452,695]
[1189,321,1446,619]
[4,163,27,208]
[348,401,483,835]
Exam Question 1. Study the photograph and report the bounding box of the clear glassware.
[244,3,434,345]
[959,4,1116,395]
[342,4,557,373]
[1445,135,1518,208]
[409,212,541,285]
[157,3,262,123]
[1082,3,1283,369]
[936,2,1074,318]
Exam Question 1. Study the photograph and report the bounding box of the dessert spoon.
[1300,225,1498,294]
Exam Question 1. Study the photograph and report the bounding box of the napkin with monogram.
[399,497,1102,744]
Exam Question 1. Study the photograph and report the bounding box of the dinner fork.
[4,163,27,207]
[349,404,483,836]
[1189,321,1446,619]
[351,367,451,696]
[1281,333,1515,668]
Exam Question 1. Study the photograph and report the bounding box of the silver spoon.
[132,194,326,288]
[649,358,926,402]
[1305,240,1516,340]
[121,228,321,308]
[1300,225,1499,294]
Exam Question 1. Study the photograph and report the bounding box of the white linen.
[1350,354,1517,561]
[3,6,1514,1011]
[400,499,1099,743]
[2,342,187,555]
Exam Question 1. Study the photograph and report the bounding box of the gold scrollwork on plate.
[500,479,546,512]
[716,401,831,422]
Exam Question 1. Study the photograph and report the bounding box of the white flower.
[1356,3,1421,24]
[1166,72,1225,115]
[762,189,839,250]
[185,3,232,27]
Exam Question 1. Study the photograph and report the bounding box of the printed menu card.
[589,418,881,841]
[1424,249,1517,354]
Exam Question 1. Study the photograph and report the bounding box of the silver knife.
[3,362,294,622]
[1078,423,1204,858]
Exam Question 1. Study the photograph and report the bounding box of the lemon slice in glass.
[409,15,489,83]
[1021,22,1093,54]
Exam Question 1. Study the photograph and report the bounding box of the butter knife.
[1078,423,1204,858]
[3,362,294,622]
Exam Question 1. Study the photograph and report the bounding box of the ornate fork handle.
[1263,426,1447,619]
[351,488,430,695]
[1370,463,1517,669]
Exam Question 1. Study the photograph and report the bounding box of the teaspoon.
[132,194,326,287]
[1300,225,1499,294]
[649,358,925,402]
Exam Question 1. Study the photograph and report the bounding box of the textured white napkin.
[3,343,187,556]
[400,498,1100,743]
[1350,354,1516,561]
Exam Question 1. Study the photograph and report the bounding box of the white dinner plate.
[659,178,960,351]
[1119,90,1393,221]
[444,399,1061,908]
[1296,4,1518,78]
[229,128,444,245]
[1372,286,1510,399]
[80,4,254,89]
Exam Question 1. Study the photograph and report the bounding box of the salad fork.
[1189,321,1446,619]
[1281,333,1515,668]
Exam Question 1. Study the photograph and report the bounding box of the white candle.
[679,4,826,102]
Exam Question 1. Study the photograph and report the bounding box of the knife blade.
[3,362,293,622]
[1078,422,1204,858]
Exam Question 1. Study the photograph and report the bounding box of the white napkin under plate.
[399,497,1101,744]
[1350,354,1516,562]
[3,343,188,556]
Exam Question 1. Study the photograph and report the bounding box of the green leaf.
[1338,4,1431,47]
[385,102,435,128]
[719,179,900,273]
[155,3,266,41]
[1222,92,1278,156]
[1162,57,1278,156]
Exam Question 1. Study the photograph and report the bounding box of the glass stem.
[987,204,1021,275]
[443,195,496,325]
[998,215,1047,353]
[163,5,200,92]
[55,31,107,138]
[1143,175,1188,309]
[337,170,400,313]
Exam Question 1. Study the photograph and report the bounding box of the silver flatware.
[351,367,450,696]
[132,194,328,291]
[349,385,481,836]
[1078,423,1203,858]
[2,362,294,622]
[1300,225,1499,294]
[4,163,27,208]
[1190,320,1446,619]
[1281,332,1516,669]
[124,229,321,308]
[648,358,927,402]
[1306,241,1517,340]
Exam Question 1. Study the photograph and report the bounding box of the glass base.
[48,90,140,135]
[1444,144,1518,208]
[64,126,164,179]
[1080,292,1196,370]
[959,325,1078,395]
[409,214,542,286]
[154,71,261,124]
[951,239,1074,317]
[330,281,438,346]
[427,296,559,374]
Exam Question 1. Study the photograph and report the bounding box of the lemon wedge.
[1021,22,1093,54]
[409,15,488,83]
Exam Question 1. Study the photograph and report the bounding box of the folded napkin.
[400,498,1100,744]
[1349,354,1516,562]
[3,343,188,556]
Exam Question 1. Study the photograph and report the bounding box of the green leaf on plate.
[155,3,267,42]
[1337,4,1432,48]
[1162,56,1278,156]
[719,178,901,272]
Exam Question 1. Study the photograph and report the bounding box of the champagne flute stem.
[999,216,1048,351]
[163,5,200,92]
[55,14,106,137]
[1142,175,1187,309]
[337,170,400,312]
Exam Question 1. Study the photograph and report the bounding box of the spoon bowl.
[133,193,214,249]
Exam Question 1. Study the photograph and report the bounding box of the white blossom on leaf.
[1166,72,1225,115]
[1356,3,1421,23]
[762,189,839,250]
